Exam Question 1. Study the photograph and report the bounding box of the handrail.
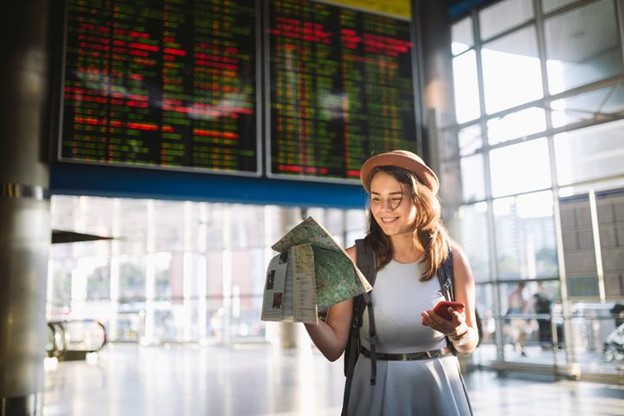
[46,322,67,358]
[46,319,107,360]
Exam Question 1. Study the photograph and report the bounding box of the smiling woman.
[303,150,480,415]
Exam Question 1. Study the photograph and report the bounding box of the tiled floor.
[43,343,624,416]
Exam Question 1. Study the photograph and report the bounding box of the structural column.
[414,0,462,208]
[0,1,51,415]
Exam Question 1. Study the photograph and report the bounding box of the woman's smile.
[380,216,399,223]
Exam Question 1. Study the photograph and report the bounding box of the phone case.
[433,301,464,320]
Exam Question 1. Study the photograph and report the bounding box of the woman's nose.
[380,198,395,211]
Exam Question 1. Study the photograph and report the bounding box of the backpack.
[341,239,463,415]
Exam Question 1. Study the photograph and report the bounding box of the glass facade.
[448,0,624,381]
[48,198,367,346]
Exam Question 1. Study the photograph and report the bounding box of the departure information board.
[267,0,418,181]
[59,0,259,175]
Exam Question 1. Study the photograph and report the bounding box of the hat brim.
[360,151,439,194]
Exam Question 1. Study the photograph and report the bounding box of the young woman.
[305,150,478,415]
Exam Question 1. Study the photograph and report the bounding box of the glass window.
[85,259,110,300]
[494,191,558,280]
[447,0,624,373]
[51,196,78,231]
[206,251,224,297]
[500,279,561,350]
[324,208,351,242]
[597,190,624,298]
[487,107,546,145]
[183,252,206,340]
[73,196,115,237]
[110,311,141,342]
[452,16,473,55]
[554,119,624,186]
[474,283,496,344]
[459,202,490,282]
[229,247,266,340]
[603,82,624,113]
[117,255,146,302]
[262,206,302,247]
[48,258,75,316]
[48,195,370,344]
[345,208,367,246]
[458,123,483,156]
[154,252,174,301]
[490,138,551,197]
[152,200,185,252]
[114,199,148,254]
[545,0,622,94]
[70,256,108,304]
[550,86,614,128]
[231,247,266,295]
[479,0,534,40]
[152,307,178,342]
[559,194,599,297]
[230,204,267,248]
[482,26,543,114]
[453,50,481,123]
[205,204,226,250]
[460,154,486,202]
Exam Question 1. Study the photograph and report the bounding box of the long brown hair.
[364,166,450,280]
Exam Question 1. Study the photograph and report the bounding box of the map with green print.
[271,216,372,307]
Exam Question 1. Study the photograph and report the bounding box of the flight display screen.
[267,0,418,181]
[59,0,259,175]
[58,0,419,183]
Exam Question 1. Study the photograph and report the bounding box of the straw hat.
[360,150,439,194]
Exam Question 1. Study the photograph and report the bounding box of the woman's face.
[369,171,417,237]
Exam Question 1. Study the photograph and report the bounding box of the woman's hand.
[420,305,468,340]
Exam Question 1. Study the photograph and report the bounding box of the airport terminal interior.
[2,0,624,415]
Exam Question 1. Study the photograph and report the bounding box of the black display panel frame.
[52,0,422,195]
[265,0,420,183]
[56,0,262,177]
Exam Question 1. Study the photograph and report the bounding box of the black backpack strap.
[342,239,376,415]
[356,239,378,386]
[343,240,376,376]
[355,239,376,287]
[436,249,454,301]
[363,291,377,385]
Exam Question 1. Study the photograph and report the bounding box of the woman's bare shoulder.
[449,241,474,282]
[449,240,467,259]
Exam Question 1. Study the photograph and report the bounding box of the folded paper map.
[261,216,372,324]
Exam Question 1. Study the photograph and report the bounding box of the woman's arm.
[304,298,353,361]
[447,243,479,353]
[421,242,480,354]
[303,245,357,361]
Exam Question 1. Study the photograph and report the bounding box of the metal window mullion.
[616,0,624,66]
[473,7,504,360]
[588,189,607,301]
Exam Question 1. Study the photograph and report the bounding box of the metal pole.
[0,1,51,414]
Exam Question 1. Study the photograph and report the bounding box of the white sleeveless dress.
[347,259,473,415]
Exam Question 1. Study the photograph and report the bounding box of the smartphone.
[432,301,465,320]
